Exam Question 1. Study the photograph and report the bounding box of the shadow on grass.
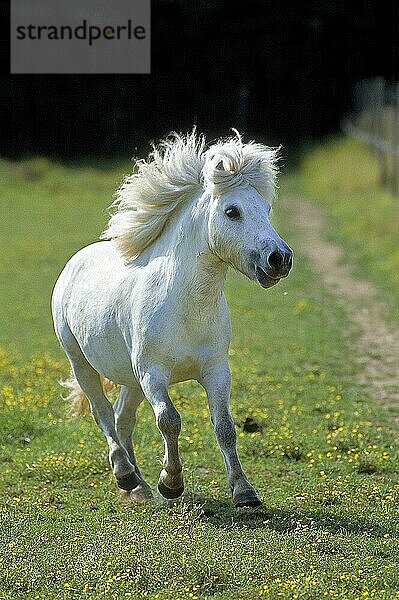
[186,496,397,538]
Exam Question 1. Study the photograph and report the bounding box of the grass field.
[0,151,398,599]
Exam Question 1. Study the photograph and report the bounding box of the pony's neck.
[172,194,228,314]
[177,244,228,316]
[139,192,228,314]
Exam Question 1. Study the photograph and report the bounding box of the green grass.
[0,155,398,599]
[296,136,399,317]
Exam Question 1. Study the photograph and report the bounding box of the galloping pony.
[52,130,292,507]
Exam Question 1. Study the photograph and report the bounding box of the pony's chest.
[135,290,230,382]
[146,327,217,383]
[166,326,228,383]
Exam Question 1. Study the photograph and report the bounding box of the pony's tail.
[61,374,119,418]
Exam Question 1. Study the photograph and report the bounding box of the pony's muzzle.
[267,248,293,278]
[253,243,293,288]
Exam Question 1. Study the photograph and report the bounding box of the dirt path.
[288,197,399,426]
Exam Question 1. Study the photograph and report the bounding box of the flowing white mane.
[102,130,279,259]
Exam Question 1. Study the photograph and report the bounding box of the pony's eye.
[225,206,241,220]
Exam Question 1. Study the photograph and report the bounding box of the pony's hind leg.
[61,337,149,500]
[114,385,154,502]
[114,385,144,473]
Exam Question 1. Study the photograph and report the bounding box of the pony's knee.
[156,404,181,438]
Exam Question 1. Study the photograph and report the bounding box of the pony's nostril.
[268,251,284,270]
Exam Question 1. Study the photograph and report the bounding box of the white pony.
[52,130,292,507]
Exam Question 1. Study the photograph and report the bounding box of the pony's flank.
[102,130,279,260]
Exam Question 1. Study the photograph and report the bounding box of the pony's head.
[203,132,292,288]
[102,129,292,287]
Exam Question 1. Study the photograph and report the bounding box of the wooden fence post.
[392,82,399,197]
[373,77,388,187]
[342,77,399,196]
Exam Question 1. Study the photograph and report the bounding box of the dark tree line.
[0,0,397,158]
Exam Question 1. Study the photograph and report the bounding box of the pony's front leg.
[201,362,262,508]
[140,370,184,499]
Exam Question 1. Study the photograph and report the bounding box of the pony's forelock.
[202,130,280,198]
[101,129,279,259]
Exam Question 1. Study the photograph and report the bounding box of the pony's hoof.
[120,483,155,504]
[116,472,142,491]
[233,490,262,508]
[158,480,184,499]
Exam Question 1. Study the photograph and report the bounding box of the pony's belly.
[80,337,137,387]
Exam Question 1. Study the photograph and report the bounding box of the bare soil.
[289,197,399,426]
